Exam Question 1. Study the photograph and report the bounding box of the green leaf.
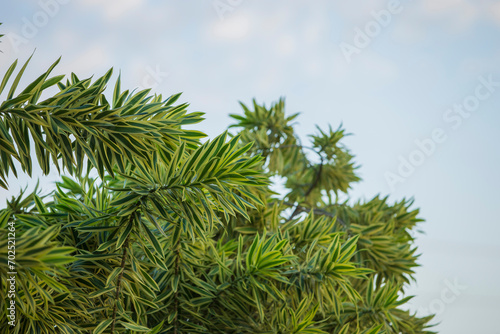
[120,321,150,332]
[89,286,115,298]
[147,321,165,334]
[106,267,122,286]
[93,319,112,334]
[116,218,134,249]
[139,267,160,291]
[7,53,33,100]
[0,59,17,96]
[141,220,164,256]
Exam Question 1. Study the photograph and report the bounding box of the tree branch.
[287,158,323,221]
[173,233,181,334]
[281,201,347,227]
[110,237,129,333]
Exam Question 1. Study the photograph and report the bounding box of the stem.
[275,144,316,152]
[173,236,181,334]
[287,159,323,221]
[110,237,129,333]
[281,201,347,227]
[343,309,371,328]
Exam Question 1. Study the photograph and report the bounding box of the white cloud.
[418,0,500,30]
[391,19,427,44]
[257,6,294,33]
[332,0,390,22]
[421,0,467,15]
[78,0,145,21]
[58,45,111,76]
[53,29,78,50]
[485,1,500,25]
[303,21,324,45]
[209,14,251,41]
[386,0,490,47]
[431,0,478,31]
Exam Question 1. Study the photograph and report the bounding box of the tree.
[0,56,435,334]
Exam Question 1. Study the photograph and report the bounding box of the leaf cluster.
[0,60,435,334]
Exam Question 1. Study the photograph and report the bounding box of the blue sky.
[1,1,500,332]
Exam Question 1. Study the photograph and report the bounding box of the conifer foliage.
[0,57,435,333]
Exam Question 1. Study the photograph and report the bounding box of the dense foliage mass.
[0,57,435,333]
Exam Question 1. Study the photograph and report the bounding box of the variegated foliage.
[0,58,435,334]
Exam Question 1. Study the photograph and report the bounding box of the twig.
[281,201,347,227]
[110,238,129,333]
[287,159,323,221]
[173,235,181,334]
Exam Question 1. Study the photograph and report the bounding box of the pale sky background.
[1,1,500,333]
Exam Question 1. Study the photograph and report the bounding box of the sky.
[1,1,500,333]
